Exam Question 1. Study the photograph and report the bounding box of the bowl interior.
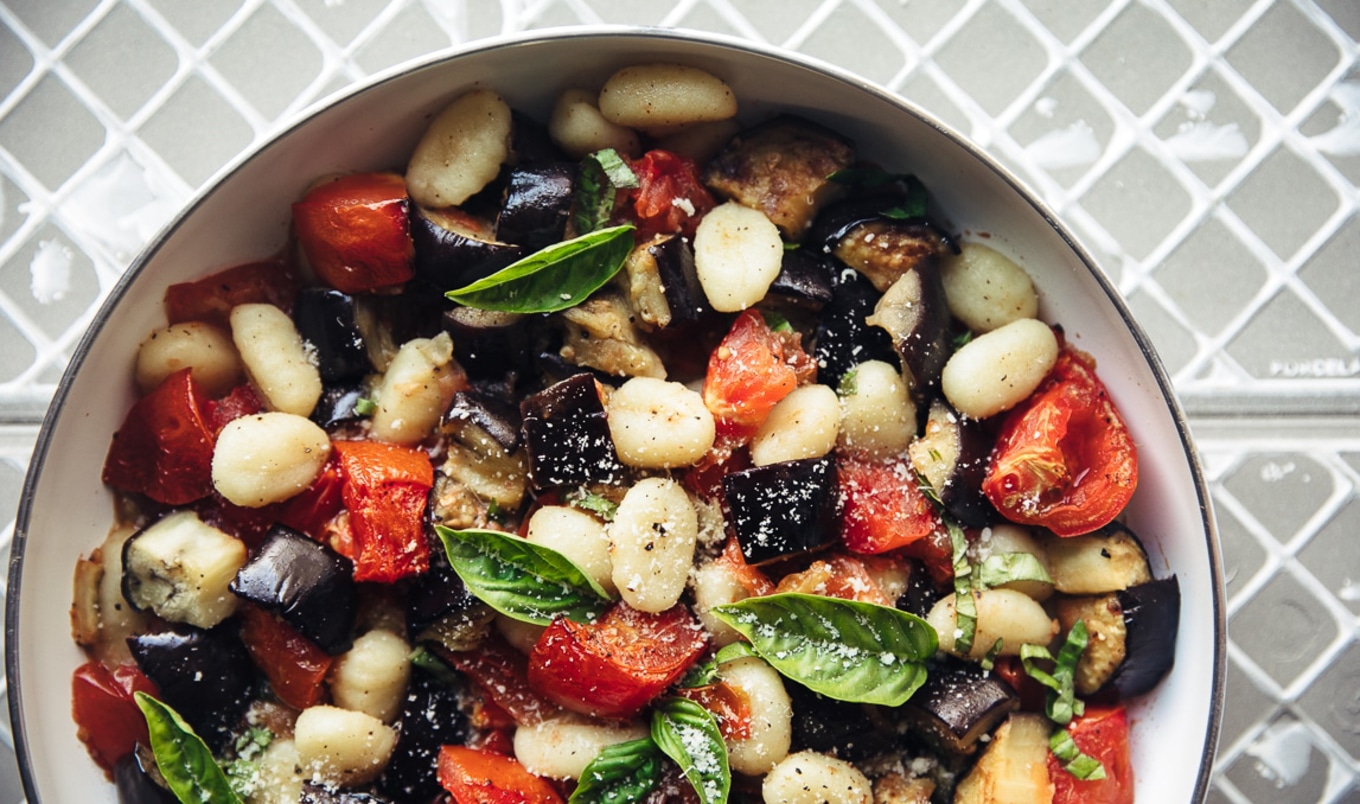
[8,28,1223,803]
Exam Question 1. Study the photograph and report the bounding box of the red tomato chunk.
[71,660,159,775]
[333,439,434,583]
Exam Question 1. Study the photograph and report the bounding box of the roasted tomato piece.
[434,635,560,727]
[702,310,805,438]
[293,172,415,295]
[163,256,299,328]
[838,453,942,555]
[237,604,332,710]
[775,554,895,606]
[437,745,563,804]
[71,660,159,774]
[102,368,216,506]
[677,680,752,741]
[624,150,717,240]
[983,345,1137,537]
[528,603,708,719]
[333,439,434,582]
[202,382,265,434]
[716,536,774,598]
[1049,704,1135,804]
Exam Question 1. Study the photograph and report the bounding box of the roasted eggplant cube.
[376,666,470,802]
[443,390,523,455]
[520,373,625,488]
[1045,522,1153,595]
[411,205,523,290]
[703,115,856,241]
[113,750,177,804]
[813,265,898,388]
[293,288,370,384]
[767,248,835,312]
[723,456,838,566]
[1112,575,1180,697]
[127,624,256,752]
[909,399,993,528]
[787,681,895,762]
[302,784,391,803]
[866,259,952,395]
[406,551,485,635]
[903,660,1019,755]
[311,383,368,429]
[830,217,952,295]
[623,234,708,328]
[495,163,576,251]
[441,306,532,383]
[230,524,357,654]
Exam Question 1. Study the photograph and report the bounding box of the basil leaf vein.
[569,737,663,804]
[435,525,613,625]
[712,592,937,706]
[444,224,635,313]
[134,692,242,804]
[650,697,730,804]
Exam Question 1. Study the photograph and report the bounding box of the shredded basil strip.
[134,692,242,804]
[712,593,937,706]
[761,310,793,333]
[574,149,637,233]
[595,147,640,189]
[409,645,462,686]
[569,737,664,804]
[975,551,1053,588]
[435,525,613,625]
[1020,620,1090,725]
[651,697,730,804]
[948,520,977,655]
[352,396,377,417]
[1050,728,1107,780]
[879,175,929,220]
[568,487,619,521]
[444,224,635,313]
[837,367,859,396]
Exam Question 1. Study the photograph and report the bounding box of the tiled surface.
[0,1,1357,802]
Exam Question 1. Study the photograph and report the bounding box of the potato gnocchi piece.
[294,705,397,787]
[525,505,616,596]
[548,87,641,160]
[762,750,873,804]
[597,63,737,130]
[328,629,412,723]
[609,478,699,612]
[370,331,464,446]
[607,376,716,468]
[941,242,1040,334]
[230,303,323,417]
[837,360,916,459]
[927,587,1059,661]
[723,656,793,776]
[694,201,784,312]
[406,89,512,208]
[211,412,331,508]
[513,715,649,780]
[691,559,751,647]
[750,384,840,466]
[135,321,242,397]
[244,738,304,804]
[940,317,1058,419]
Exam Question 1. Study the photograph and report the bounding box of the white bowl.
[6,27,1224,802]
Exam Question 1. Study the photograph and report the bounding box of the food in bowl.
[59,55,1188,804]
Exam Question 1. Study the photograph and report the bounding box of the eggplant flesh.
[908,399,993,528]
[623,234,707,329]
[229,524,357,655]
[904,660,1019,755]
[865,261,952,395]
[1111,575,1180,697]
[812,264,898,389]
[127,624,255,752]
[520,373,625,488]
[443,389,523,455]
[293,288,370,384]
[722,456,839,566]
[301,784,391,803]
[495,163,575,251]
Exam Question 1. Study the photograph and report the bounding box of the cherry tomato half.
[983,345,1137,537]
[437,745,563,804]
[435,635,560,728]
[838,453,942,554]
[102,368,216,506]
[702,310,803,438]
[528,603,708,720]
[1049,704,1135,804]
[71,660,159,774]
[292,172,414,295]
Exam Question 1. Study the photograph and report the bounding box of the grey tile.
[0,73,106,190]
[1298,214,1360,339]
[1153,68,1259,189]
[1229,571,1338,688]
[1079,2,1193,117]
[0,457,20,535]
[4,0,100,48]
[465,1,503,42]
[1078,146,1192,260]
[1124,287,1197,376]
[1222,713,1334,803]
[1297,497,1360,616]
[1214,498,1269,602]
[1224,287,1355,383]
[354,3,452,76]
[729,0,824,45]
[1165,0,1254,44]
[1017,0,1113,45]
[1343,451,1360,478]
[895,71,971,137]
[1219,657,1278,753]
[872,0,970,47]
[1317,0,1360,42]
[933,3,1048,117]
[63,3,178,120]
[668,4,743,40]
[210,3,323,122]
[1222,453,1334,546]
[1299,79,1360,189]
[136,74,253,187]
[0,311,35,383]
[294,0,393,48]
[797,2,907,87]
[144,0,245,47]
[1227,145,1340,260]
[0,223,101,341]
[1153,217,1267,337]
[1226,1,1342,115]
[0,23,35,101]
[1009,68,1115,189]
[523,1,592,31]
[588,0,673,27]
[0,173,30,248]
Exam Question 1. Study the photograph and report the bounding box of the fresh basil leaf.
[879,175,929,220]
[445,224,635,314]
[595,148,640,189]
[410,645,462,686]
[761,310,793,333]
[574,155,612,234]
[976,552,1053,588]
[713,640,757,665]
[1021,620,1089,725]
[134,692,242,804]
[568,487,619,521]
[948,521,977,655]
[435,525,613,625]
[679,655,720,689]
[1050,728,1107,780]
[651,697,730,804]
[712,593,937,706]
[570,737,663,804]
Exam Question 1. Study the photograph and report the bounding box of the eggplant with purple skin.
[622,234,708,329]
[411,205,523,290]
[127,624,255,752]
[812,263,898,389]
[902,659,1019,756]
[766,248,835,312]
[864,257,952,396]
[520,373,625,489]
[722,456,839,566]
[113,749,176,804]
[495,163,576,251]
[1054,576,1181,698]
[301,784,391,804]
[311,384,368,430]
[441,306,532,385]
[443,390,522,455]
[909,398,993,528]
[786,681,897,761]
[230,524,357,655]
[293,288,370,384]
[376,663,471,802]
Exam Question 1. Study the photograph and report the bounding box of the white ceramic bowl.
[7,27,1224,802]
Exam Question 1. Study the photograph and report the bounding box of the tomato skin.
[702,310,803,437]
[71,660,159,774]
[435,635,560,727]
[1049,704,1135,804]
[102,368,216,505]
[238,604,333,710]
[838,453,942,555]
[716,536,774,598]
[293,172,415,295]
[983,346,1137,537]
[528,603,708,720]
[437,745,564,804]
[775,554,895,606]
[163,257,299,328]
[625,150,716,240]
[677,680,753,741]
[333,439,433,582]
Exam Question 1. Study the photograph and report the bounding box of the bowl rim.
[5,23,1226,803]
